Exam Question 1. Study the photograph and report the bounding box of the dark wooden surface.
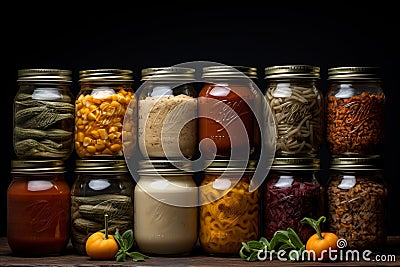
[1,237,399,266]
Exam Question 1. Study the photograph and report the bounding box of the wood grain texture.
[0,237,399,266]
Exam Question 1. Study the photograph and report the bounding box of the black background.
[1,7,399,237]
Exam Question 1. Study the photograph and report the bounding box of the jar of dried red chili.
[199,66,259,158]
[7,160,70,256]
[326,67,385,156]
[263,157,324,244]
[326,156,387,250]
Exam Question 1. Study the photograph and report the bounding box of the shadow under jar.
[13,69,74,159]
[138,67,198,159]
[71,159,134,255]
[199,160,260,255]
[264,65,323,157]
[326,67,385,156]
[326,156,387,251]
[8,160,70,256]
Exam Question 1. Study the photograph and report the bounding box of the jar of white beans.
[264,65,323,157]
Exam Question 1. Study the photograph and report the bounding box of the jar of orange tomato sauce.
[199,66,259,158]
[7,160,70,256]
[199,160,260,255]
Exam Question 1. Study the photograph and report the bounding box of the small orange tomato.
[85,231,119,260]
[306,232,339,261]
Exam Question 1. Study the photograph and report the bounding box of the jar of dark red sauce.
[7,160,70,256]
[199,66,259,158]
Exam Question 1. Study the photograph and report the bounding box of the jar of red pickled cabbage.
[263,157,323,243]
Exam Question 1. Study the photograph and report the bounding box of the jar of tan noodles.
[264,65,323,157]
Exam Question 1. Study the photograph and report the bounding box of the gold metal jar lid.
[202,66,258,80]
[75,159,128,173]
[11,160,65,174]
[79,69,133,82]
[270,157,320,171]
[204,160,257,173]
[141,67,195,81]
[138,160,193,174]
[17,69,72,83]
[264,65,320,79]
[330,156,383,170]
[327,66,381,80]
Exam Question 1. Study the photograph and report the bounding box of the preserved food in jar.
[75,69,135,158]
[7,160,70,256]
[71,159,134,255]
[264,65,323,156]
[199,160,260,255]
[199,66,258,158]
[138,67,197,158]
[327,157,387,250]
[135,160,198,255]
[13,69,74,159]
[326,67,385,156]
[263,157,323,243]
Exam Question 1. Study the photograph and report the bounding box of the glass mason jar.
[138,67,198,159]
[326,67,385,156]
[134,160,198,255]
[199,66,259,158]
[326,157,387,250]
[75,69,135,158]
[13,69,74,159]
[264,65,323,157]
[8,160,70,256]
[263,157,323,243]
[199,160,260,255]
[71,159,134,255]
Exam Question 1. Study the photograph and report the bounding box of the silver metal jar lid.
[264,65,320,79]
[138,159,193,174]
[202,65,258,80]
[11,160,65,174]
[79,69,133,82]
[141,67,195,82]
[330,156,383,171]
[327,66,381,80]
[270,157,320,171]
[203,159,257,173]
[75,159,128,173]
[17,69,72,83]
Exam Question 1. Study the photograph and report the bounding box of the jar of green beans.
[264,65,323,157]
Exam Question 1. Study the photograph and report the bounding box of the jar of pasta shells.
[14,69,74,159]
[71,159,134,255]
[264,65,323,157]
[75,69,135,158]
[138,67,197,159]
[199,66,259,158]
[326,156,387,250]
[134,160,198,255]
[199,160,260,255]
[263,157,324,243]
[326,67,385,156]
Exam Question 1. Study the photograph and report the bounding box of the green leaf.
[278,243,294,251]
[241,241,250,252]
[248,251,260,262]
[247,240,263,250]
[269,230,290,249]
[287,227,304,250]
[239,246,249,260]
[114,230,124,249]
[122,229,134,250]
[259,237,269,247]
[127,251,150,262]
[115,250,125,262]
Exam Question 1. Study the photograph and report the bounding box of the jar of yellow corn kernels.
[75,69,136,158]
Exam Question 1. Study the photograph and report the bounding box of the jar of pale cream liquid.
[134,160,198,255]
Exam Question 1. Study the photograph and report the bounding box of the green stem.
[301,216,326,240]
[104,214,109,239]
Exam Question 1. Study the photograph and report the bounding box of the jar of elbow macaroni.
[199,160,260,255]
[75,69,136,158]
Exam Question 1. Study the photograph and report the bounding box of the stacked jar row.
[8,157,387,256]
